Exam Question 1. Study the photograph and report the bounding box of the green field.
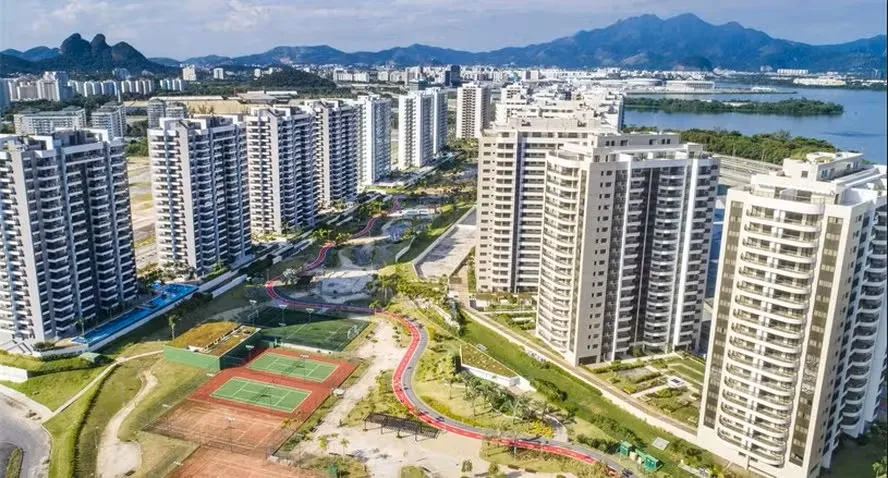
[248,353,337,382]
[254,308,368,351]
[210,377,310,413]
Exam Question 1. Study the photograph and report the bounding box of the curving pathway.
[264,194,626,475]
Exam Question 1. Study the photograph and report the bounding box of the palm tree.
[167,314,179,340]
[75,316,85,336]
[339,437,349,456]
[317,434,329,454]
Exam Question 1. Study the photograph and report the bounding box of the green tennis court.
[210,377,310,412]
[248,352,338,382]
[253,308,368,351]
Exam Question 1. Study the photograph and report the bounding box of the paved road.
[263,194,627,475]
[0,397,49,478]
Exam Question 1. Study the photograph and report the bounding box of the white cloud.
[209,0,270,32]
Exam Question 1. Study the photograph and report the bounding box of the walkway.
[97,371,158,478]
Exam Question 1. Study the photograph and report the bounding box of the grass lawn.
[43,372,108,478]
[4,447,22,478]
[668,364,705,388]
[119,360,209,441]
[76,357,159,478]
[1,366,108,410]
[823,434,888,478]
[460,345,515,377]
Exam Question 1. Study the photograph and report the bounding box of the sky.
[1,0,886,59]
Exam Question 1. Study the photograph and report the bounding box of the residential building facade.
[245,107,317,236]
[456,82,491,139]
[0,130,137,342]
[90,102,127,140]
[474,115,618,292]
[698,153,887,478]
[147,98,188,128]
[149,116,251,277]
[13,107,87,135]
[397,88,446,169]
[309,100,359,207]
[352,95,392,188]
[535,134,718,364]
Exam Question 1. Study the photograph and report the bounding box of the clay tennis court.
[149,350,356,456]
[171,446,320,478]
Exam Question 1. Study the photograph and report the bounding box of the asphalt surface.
[263,194,627,475]
[0,397,49,478]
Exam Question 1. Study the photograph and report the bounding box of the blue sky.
[1,0,886,58]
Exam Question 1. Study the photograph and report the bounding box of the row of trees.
[663,128,838,164]
[624,97,844,115]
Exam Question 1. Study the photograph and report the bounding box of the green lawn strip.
[668,364,705,387]
[459,319,720,476]
[211,378,308,412]
[460,344,515,377]
[76,357,158,478]
[2,366,109,410]
[118,360,209,441]
[822,433,888,477]
[43,369,112,478]
[4,447,23,478]
[0,350,96,373]
[481,443,620,477]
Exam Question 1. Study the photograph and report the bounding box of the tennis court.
[253,307,368,351]
[210,377,310,413]
[247,352,338,382]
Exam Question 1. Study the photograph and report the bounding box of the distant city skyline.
[1,0,885,59]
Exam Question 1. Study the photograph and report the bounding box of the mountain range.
[0,33,177,75]
[2,14,885,75]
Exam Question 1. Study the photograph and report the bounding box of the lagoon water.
[624,85,887,165]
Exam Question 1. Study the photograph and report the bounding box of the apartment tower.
[353,95,392,188]
[535,134,718,364]
[397,88,447,169]
[0,130,137,342]
[698,153,887,478]
[456,82,491,139]
[245,107,316,236]
[149,116,250,277]
[90,102,127,140]
[475,114,618,292]
[308,100,359,207]
[14,107,87,135]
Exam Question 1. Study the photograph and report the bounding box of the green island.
[624,97,844,115]
[623,126,839,164]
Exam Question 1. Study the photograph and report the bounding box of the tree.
[874,455,888,478]
[318,434,330,453]
[167,314,179,340]
[460,460,473,473]
[339,437,350,456]
[75,316,85,336]
[487,462,503,478]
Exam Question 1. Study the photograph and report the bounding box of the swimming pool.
[72,283,198,347]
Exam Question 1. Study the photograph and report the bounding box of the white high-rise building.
[456,83,491,139]
[308,100,359,207]
[149,116,251,277]
[13,107,88,135]
[397,88,446,169]
[147,98,187,128]
[698,153,887,478]
[534,134,718,365]
[245,107,317,236]
[475,114,618,292]
[0,130,137,342]
[182,65,197,82]
[352,95,392,188]
[90,102,127,140]
[212,68,225,80]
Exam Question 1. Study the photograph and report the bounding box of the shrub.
[633,372,661,384]
[32,341,56,351]
[532,379,567,402]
